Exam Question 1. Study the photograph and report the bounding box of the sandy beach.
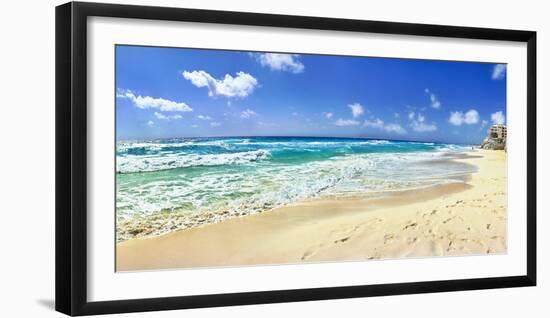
[116,149,507,271]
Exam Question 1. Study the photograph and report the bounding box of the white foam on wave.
[117,149,271,173]
[116,148,477,241]
[117,150,475,220]
[116,138,249,153]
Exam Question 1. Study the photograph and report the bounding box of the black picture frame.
[55,1,537,316]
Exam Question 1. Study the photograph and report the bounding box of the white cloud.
[117,89,192,112]
[258,121,278,127]
[191,124,199,128]
[182,70,258,98]
[323,112,333,119]
[154,112,167,120]
[411,121,437,132]
[449,111,464,126]
[464,109,479,124]
[147,120,154,127]
[363,118,407,134]
[424,89,441,109]
[240,109,257,119]
[384,123,407,134]
[363,118,385,129]
[292,112,298,116]
[210,122,221,127]
[491,111,506,125]
[492,64,506,80]
[348,103,365,118]
[197,115,212,121]
[448,109,480,126]
[252,53,304,73]
[335,118,360,126]
[409,112,437,132]
[154,112,182,120]
[480,120,489,130]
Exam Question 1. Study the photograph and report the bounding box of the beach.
[116,149,507,271]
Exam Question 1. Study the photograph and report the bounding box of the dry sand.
[116,149,507,271]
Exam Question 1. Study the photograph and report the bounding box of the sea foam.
[116,137,474,240]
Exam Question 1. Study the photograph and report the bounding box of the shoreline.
[116,151,476,242]
[116,149,507,271]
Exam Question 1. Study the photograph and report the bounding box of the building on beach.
[489,124,507,140]
[481,124,507,150]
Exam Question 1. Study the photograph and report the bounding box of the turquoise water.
[116,137,474,229]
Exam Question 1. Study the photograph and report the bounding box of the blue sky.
[116,45,506,144]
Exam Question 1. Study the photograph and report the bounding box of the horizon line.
[115,134,478,146]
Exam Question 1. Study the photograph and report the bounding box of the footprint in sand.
[407,237,418,245]
[301,249,317,260]
[402,222,418,230]
[443,217,454,224]
[384,233,395,244]
[334,237,350,244]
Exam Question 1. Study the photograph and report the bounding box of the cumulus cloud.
[210,122,221,127]
[252,53,304,73]
[363,118,385,129]
[491,111,506,125]
[154,112,183,120]
[409,112,437,132]
[323,112,333,119]
[117,89,192,112]
[411,121,437,132]
[147,120,154,127]
[154,112,167,120]
[385,123,407,134]
[448,109,480,126]
[449,112,463,126]
[492,64,506,80]
[348,103,365,118]
[364,118,407,134]
[196,115,212,121]
[258,121,278,127]
[182,70,258,98]
[240,109,257,119]
[480,120,489,130]
[335,118,360,126]
[464,109,479,124]
[424,89,441,109]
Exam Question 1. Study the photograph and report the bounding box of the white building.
[489,124,507,140]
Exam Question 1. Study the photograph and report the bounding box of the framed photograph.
[55,1,536,316]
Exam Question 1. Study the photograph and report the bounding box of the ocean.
[116,136,475,240]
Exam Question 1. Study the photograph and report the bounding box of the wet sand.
[116,149,507,271]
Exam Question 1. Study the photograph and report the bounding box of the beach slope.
[116,150,507,271]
